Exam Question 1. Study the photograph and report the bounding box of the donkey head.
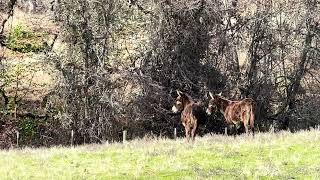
[206,92,222,115]
[171,90,191,113]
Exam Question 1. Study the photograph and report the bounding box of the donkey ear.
[176,90,183,96]
[217,92,222,96]
[209,92,214,99]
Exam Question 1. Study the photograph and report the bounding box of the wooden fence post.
[16,130,19,147]
[174,128,177,139]
[71,130,74,147]
[14,104,17,122]
[123,130,127,143]
[224,127,228,135]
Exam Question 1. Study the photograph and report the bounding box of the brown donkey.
[171,90,203,142]
[206,92,255,136]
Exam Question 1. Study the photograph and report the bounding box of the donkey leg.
[233,124,237,138]
[185,126,190,142]
[251,125,255,137]
[191,123,197,142]
[245,123,255,137]
[244,123,249,135]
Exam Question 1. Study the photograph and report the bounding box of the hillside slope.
[0,130,320,179]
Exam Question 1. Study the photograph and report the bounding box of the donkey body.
[172,91,204,142]
[206,93,255,136]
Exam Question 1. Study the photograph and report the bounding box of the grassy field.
[1,130,320,180]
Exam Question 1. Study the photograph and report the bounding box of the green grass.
[1,130,320,179]
[6,25,48,53]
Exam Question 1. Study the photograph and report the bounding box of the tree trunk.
[287,30,313,110]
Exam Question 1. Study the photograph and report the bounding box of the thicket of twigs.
[0,0,319,147]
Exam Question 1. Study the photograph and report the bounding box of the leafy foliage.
[6,25,48,53]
